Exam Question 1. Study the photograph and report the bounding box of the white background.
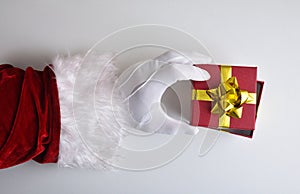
[0,0,299,193]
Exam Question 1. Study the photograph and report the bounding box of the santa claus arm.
[0,65,61,169]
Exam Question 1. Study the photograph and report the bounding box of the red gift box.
[191,64,263,138]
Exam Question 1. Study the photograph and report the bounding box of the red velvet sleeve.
[0,64,61,169]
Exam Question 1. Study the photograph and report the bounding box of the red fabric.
[0,64,61,169]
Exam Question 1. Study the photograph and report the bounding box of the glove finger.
[136,103,199,135]
[154,50,213,65]
[151,64,210,86]
[117,51,212,99]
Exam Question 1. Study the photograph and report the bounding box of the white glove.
[117,51,212,135]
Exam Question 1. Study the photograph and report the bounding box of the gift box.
[191,64,264,138]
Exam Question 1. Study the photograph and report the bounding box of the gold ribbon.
[192,66,256,128]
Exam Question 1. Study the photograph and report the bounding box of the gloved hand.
[116,51,212,135]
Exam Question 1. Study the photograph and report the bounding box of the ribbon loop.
[208,76,250,119]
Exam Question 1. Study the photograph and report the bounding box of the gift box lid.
[191,64,264,138]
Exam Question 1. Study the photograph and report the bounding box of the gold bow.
[192,66,256,128]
